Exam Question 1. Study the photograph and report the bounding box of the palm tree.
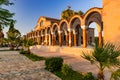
[7,21,21,50]
[22,38,37,54]
[0,0,15,28]
[110,69,120,80]
[0,26,4,47]
[82,40,120,80]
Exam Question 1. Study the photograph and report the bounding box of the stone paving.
[31,46,112,80]
[0,51,61,80]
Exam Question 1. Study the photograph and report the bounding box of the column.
[37,37,40,45]
[99,31,102,47]
[68,29,72,47]
[52,33,55,46]
[39,36,41,45]
[46,34,49,46]
[66,34,69,46]
[45,34,48,46]
[74,33,77,46]
[59,31,62,46]
[42,35,44,45]
[41,36,42,45]
[49,34,51,46]
[43,35,45,45]
[82,25,87,48]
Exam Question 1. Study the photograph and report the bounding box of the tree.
[7,21,21,50]
[0,26,4,47]
[22,38,37,54]
[75,10,84,15]
[0,0,15,29]
[61,6,75,21]
[61,6,84,21]
[82,40,120,80]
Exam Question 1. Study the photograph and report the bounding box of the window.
[40,20,44,26]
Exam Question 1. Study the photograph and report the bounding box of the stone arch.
[59,19,69,31]
[69,15,83,46]
[41,29,45,45]
[59,20,69,46]
[84,7,103,47]
[69,15,83,29]
[52,23,59,45]
[47,27,51,34]
[39,30,41,36]
[47,27,52,45]
[52,23,59,33]
[38,30,42,45]
[42,29,45,35]
[84,7,102,29]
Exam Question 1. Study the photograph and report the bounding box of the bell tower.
[102,0,120,43]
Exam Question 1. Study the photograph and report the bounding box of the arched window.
[40,20,44,26]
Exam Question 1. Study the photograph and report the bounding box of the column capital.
[81,25,87,30]
[38,35,40,37]
[45,34,49,36]
[69,40,71,44]
[41,35,44,37]
[73,30,77,34]
[51,32,54,35]
[68,28,72,32]
[58,31,62,34]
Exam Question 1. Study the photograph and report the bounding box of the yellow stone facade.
[103,0,120,43]
[26,0,120,47]
[26,7,104,48]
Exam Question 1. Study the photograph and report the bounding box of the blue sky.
[3,0,102,36]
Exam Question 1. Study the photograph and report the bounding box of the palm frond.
[81,51,94,64]
[110,69,120,80]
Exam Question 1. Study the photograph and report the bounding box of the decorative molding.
[58,31,62,34]
[81,25,86,29]
[51,32,54,34]
[68,28,72,32]
[45,34,48,36]
[73,30,77,34]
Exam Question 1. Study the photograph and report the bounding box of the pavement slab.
[0,50,61,80]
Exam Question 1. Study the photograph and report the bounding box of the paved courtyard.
[0,50,61,80]
[31,46,112,80]
[0,47,113,80]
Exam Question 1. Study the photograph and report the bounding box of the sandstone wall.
[103,0,120,43]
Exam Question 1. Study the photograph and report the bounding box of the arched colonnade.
[26,7,103,48]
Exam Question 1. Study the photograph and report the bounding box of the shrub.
[61,64,73,76]
[45,57,63,72]
[19,49,25,54]
[19,49,45,61]
[83,72,96,80]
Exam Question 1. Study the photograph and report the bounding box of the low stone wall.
[31,45,93,57]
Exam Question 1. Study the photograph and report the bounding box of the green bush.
[19,49,25,54]
[83,72,96,80]
[61,64,73,76]
[19,49,45,61]
[45,57,63,72]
